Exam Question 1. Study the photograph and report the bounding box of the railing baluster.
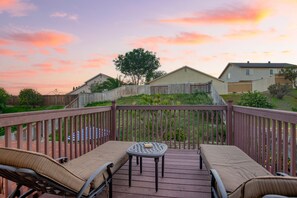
[58,118,62,158]
[44,120,49,155]
[277,120,282,172]
[17,125,22,149]
[266,119,271,171]
[27,123,32,151]
[183,110,186,149]
[36,121,41,153]
[178,110,181,149]
[192,110,195,149]
[69,116,73,159]
[51,119,56,158]
[202,111,204,144]
[271,119,276,174]
[290,123,296,176]
[74,116,78,158]
[64,117,69,158]
[283,122,289,173]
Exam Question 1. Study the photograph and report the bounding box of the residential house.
[219,62,296,93]
[148,66,227,94]
[68,73,112,95]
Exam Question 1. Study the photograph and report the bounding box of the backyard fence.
[7,95,78,106]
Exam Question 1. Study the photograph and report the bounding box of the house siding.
[149,67,227,94]
[69,74,110,95]
[221,65,281,83]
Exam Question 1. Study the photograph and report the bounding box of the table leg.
[154,157,159,192]
[162,155,165,177]
[129,155,132,187]
[140,157,142,174]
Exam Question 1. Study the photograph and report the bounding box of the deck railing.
[232,105,297,176]
[0,101,297,196]
[116,105,227,149]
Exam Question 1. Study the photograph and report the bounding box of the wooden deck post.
[111,101,116,140]
[226,100,233,145]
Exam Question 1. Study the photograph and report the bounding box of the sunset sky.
[1,0,297,95]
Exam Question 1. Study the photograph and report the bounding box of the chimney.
[268,61,271,63]
[247,61,250,63]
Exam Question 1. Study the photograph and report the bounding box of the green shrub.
[163,128,187,141]
[292,107,297,112]
[238,91,272,108]
[268,83,290,99]
[0,87,10,113]
[19,88,43,107]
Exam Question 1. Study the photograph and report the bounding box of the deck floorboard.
[41,149,210,198]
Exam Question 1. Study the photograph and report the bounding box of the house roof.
[218,62,297,79]
[85,73,112,83]
[148,65,224,84]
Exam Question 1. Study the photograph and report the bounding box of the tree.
[279,66,297,88]
[113,48,161,85]
[90,77,123,93]
[0,87,10,112]
[19,88,43,107]
[145,70,167,83]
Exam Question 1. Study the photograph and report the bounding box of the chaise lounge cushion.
[64,141,135,188]
[230,176,297,198]
[0,147,87,194]
[0,141,135,196]
[200,144,272,193]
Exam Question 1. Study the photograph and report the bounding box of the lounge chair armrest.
[76,162,114,198]
[210,169,228,198]
[54,157,68,164]
[276,172,289,177]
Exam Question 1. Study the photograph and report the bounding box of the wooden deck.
[104,149,211,198]
[41,149,210,198]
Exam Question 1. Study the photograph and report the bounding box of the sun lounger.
[200,144,297,198]
[0,141,134,198]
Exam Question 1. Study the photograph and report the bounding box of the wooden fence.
[7,95,78,106]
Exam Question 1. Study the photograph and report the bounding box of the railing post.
[226,100,233,145]
[111,101,116,140]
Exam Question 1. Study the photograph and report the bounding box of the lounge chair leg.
[200,155,202,169]
[9,184,22,198]
[109,178,112,198]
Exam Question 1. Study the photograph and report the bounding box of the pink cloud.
[0,39,10,45]
[0,69,37,79]
[8,30,74,47]
[33,61,72,73]
[50,12,78,21]
[0,0,36,16]
[159,4,270,25]
[133,32,214,48]
[82,54,114,69]
[224,29,264,39]
[0,48,16,56]
[54,47,67,54]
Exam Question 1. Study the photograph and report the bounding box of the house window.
[246,69,250,75]
[246,69,253,76]
[270,69,274,75]
[227,73,231,79]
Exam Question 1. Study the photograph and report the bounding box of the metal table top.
[127,142,168,158]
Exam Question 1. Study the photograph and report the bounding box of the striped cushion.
[230,176,297,198]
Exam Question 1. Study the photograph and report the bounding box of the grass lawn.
[221,89,297,112]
